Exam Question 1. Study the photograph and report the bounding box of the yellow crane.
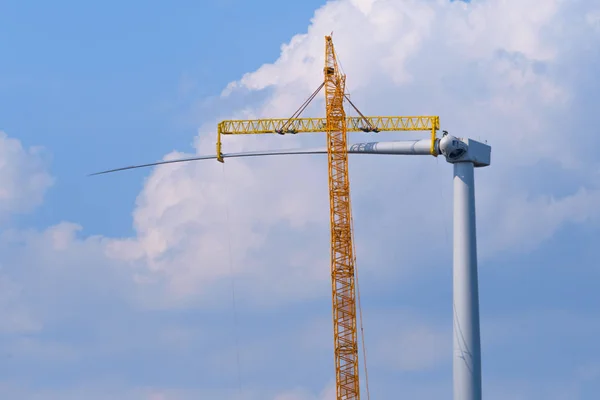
[89,34,440,399]
[91,35,440,399]
[216,35,440,400]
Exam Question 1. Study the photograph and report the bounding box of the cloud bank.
[1,0,600,398]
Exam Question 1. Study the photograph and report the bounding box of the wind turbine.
[91,133,491,400]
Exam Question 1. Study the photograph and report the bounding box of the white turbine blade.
[89,139,436,176]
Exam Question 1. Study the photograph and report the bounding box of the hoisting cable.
[277,81,325,134]
[349,199,371,400]
[343,94,379,133]
[222,163,243,394]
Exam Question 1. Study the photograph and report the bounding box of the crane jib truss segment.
[324,35,360,400]
[216,116,440,160]
[218,116,437,134]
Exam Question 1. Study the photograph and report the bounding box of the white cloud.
[88,0,600,308]
[480,186,600,255]
[103,150,331,309]
[0,131,53,218]
[2,0,600,395]
[0,131,53,333]
[0,275,41,334]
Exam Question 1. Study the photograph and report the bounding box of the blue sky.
[0,0,324,236]
[0,0,599,399]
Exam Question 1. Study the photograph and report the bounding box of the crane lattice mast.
[214,36,439,400]
[324,35,360,400]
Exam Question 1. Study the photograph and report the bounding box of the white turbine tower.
[91,133,491,400]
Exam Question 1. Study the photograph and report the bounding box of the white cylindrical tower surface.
[453,161,483,400]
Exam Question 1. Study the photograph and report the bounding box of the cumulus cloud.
[0,131,53,217]
[104,150,331,309]
[0,130,53,334]
[0,221,135,334]
[2,0,600,397]
[95,0,600,308]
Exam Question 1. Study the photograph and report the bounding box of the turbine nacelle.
[438,133,491,168]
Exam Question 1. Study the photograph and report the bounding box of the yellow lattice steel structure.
[216,36,440,400]
[216,116,439,162]
[323,35,360,400]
